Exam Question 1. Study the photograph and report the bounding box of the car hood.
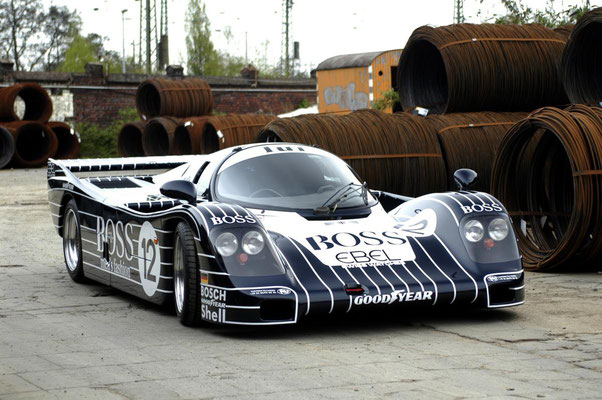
[251,206,437,268]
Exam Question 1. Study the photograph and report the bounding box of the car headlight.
[489,218,509,241]
[464,220,484,242]
[242,230,264,255]
[215,232,238,256]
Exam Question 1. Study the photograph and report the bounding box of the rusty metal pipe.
[173,117,209,154]
[47,121,80,159]
[118,121,146,157]
[491,105,602,270]
[0,82,53,123]
[561,7,602,106]
[0,126,14,168]
[136,78,213,121]
[142,117,182,156]
[397,23,568,114]
[1,121,57,167]
[202,114,277,153]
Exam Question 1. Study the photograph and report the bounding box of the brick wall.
[1,64,317,126]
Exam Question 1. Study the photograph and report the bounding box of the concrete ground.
[0,168,601,400]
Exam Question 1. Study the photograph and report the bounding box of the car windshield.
[215,150,376,211]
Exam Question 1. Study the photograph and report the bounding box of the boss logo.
[461,203,503,214]
[210,215,256,225]
[306,231,406,251]
[96,216,136,261]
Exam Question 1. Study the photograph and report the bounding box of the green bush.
[75,108,138,159]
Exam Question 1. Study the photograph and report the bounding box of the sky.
[43,0,595,74]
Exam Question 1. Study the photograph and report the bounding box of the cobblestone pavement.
[1,168,601,399]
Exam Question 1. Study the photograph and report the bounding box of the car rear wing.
[48,155,201,175]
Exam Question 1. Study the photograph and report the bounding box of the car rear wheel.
[63,199,86,282]
[173,221,202,326]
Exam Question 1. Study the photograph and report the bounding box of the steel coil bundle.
[259,110,447,197]
[0,126,14,169]
[397,23,568,114]
[425,112,528,192]
[118,121,146,157]
[0,82,53,123]
[141,117,181,156]
[136,78,213,121]
[3,121,57,167]
[203,114,277,153]
[491,105,602,270]
[173,117,209,154]
[554,24,575,39]
[561,7,602,106]
[47,121,80,159]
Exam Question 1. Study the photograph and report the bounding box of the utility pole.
[454,0,465,24]
[121,9,128,74]
[158,0,169,70]
[282,0,293,77]
[146,0,151,74]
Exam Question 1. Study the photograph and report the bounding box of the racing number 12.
[140,238,157,282]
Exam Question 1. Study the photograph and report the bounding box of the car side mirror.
[160,180,197,203]
[454,169,478,191]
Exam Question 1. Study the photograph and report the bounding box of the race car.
[47,143,524,326]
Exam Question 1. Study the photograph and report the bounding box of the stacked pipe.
[0,82,79,168]
[491,106,602,271]
[258,110,527,196]
[396,23,568,114]
[425,112,528,192]
[561,7,602,106]
[259,110,447,197]
[202,114,278,153]
[123,77,276,156]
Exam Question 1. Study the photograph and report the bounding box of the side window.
[196,161,217,198]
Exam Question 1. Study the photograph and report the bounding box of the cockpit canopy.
[214,146,376,211]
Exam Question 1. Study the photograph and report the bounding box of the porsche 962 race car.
[47,143,524,326]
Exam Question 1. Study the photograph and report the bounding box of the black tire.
[173,221,202,326]
[62,199,86,282]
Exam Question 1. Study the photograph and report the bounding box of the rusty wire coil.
[0,126,14,168]
[554,24,575,39]
[397,23,568,114]
[118,121,146,157]
[491,105,602,270]
[173,116,209,154]
[0,82,53,123]
[561,7,602,106]
[424,112,528,191]
[203,114,277,153]
[1,121,57,167]
[136,78,213,121]
[258,110,447,197]
[142,117,182,156]
[47,121,80,159]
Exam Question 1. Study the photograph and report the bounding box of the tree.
[486,0,595,28]
[34,6,81,71]
[185,0,219,76]
[0,0,80,71]
[57,34,121,73]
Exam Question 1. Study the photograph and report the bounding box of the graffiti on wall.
[323,83,368,110]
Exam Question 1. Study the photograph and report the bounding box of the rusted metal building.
[316,49,402,114]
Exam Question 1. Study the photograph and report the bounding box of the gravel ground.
[0,168,601,399]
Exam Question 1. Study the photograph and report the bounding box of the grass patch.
[75,108,138,159]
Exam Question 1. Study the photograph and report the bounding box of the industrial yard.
[0,168,601,398]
